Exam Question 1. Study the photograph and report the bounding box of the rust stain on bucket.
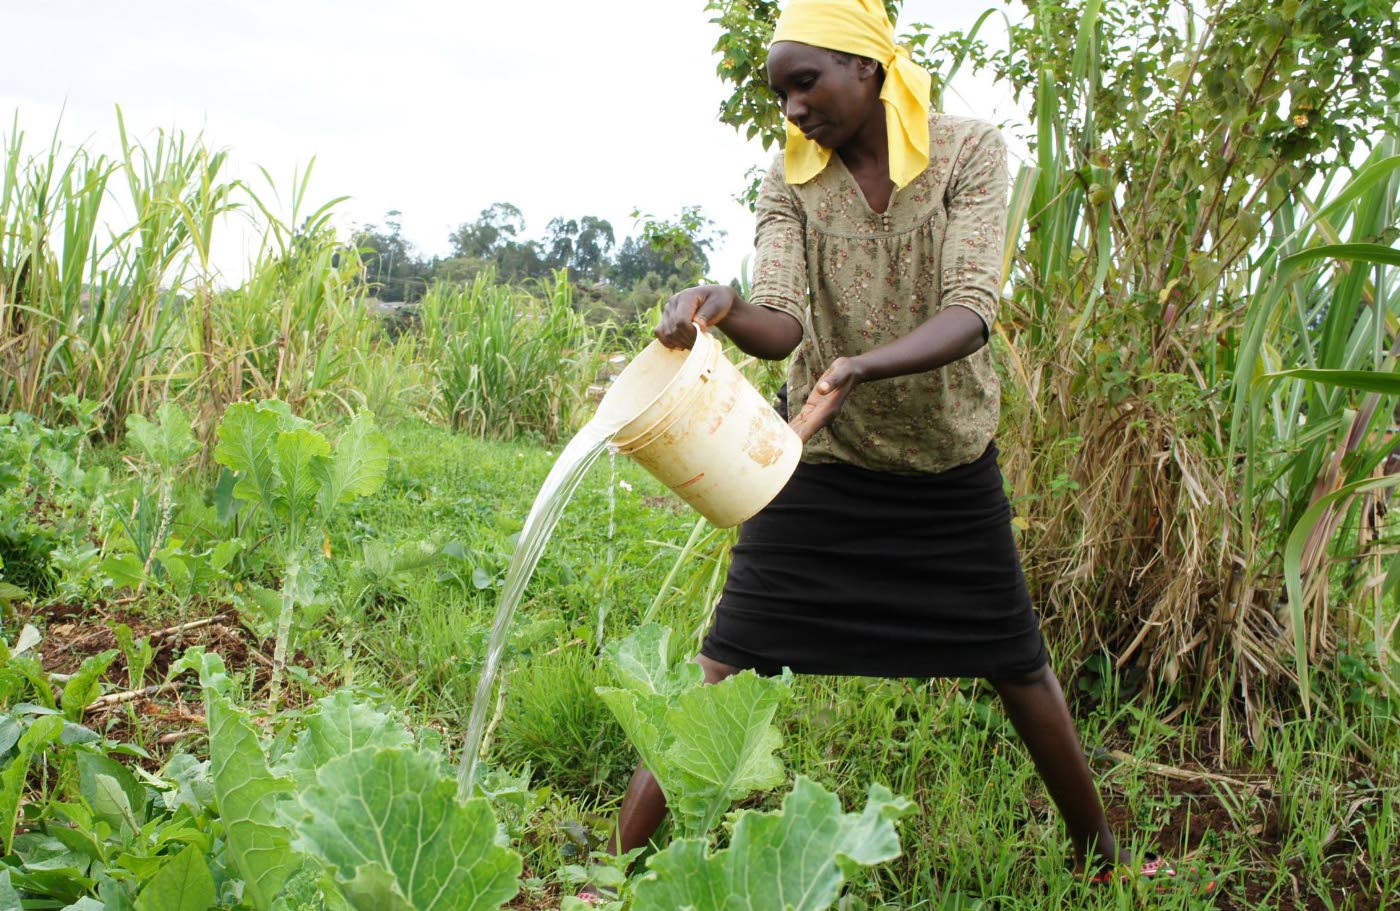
[705,382,741,435]
[677,471,706,489]
[744,414,785,467]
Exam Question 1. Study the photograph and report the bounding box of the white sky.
[3,0,1027,286]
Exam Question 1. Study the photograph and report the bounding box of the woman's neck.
[837,104,889,175]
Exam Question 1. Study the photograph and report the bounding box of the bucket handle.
[693,323,714,382]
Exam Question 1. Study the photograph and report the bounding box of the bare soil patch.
[25,598,318,766]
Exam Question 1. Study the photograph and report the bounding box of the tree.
[353,211,431,303]
[611,236,673,288]
[442,202,554,283]
[613,207,723,287]
[449,202,526,259]
[544,215,616,281]
[494,238,549,283]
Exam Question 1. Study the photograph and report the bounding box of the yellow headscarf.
[771,0,932,189]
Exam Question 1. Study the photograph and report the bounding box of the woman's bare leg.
[609,654,741,853]
[990,662,1128,870]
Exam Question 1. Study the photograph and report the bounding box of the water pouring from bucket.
[458,326,800,792]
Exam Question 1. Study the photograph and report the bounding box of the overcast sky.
[4,0,1026,285]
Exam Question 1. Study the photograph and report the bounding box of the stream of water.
[456,412,630,796]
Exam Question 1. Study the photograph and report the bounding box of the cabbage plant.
[633,776,912,911]
[596,623,791,839]
[213,400,389,706]
[202,658,521,910]
[595,625,914,910]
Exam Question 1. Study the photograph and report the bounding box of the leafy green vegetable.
[150,539,243,604]
[632,776,913,911]
[1,639,56,710]
[279,689,411,790]
[125,404,198,473]
[100,553,147,590]
[60,650,117,722]
[76,749,148,835]
[0,716,19,755]
[292,745,521,911]
[603,623,702,698]
[91,774,138,837]
[596,624,790,837]
[213,401,390,706]
[113,404,201,589]
[158,754,215,815]
[206,693,300,910]
[0,715,62,852]
[665,673,789,833]
[282,691,519,909]
[214,400,297,515]
[133,844,216,911]
[214,402,389,550]
[197,686,522,911]
[272,429,332,542]
[0,868,20,910]
[316,412,392,514]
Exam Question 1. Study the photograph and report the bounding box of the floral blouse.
[750,114,1008,475]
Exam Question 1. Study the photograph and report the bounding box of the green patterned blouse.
[750,114,1008,475]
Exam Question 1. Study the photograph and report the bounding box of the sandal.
[1088,851,1174,884]
[1089,853,1217,894]
[574,885,618,906]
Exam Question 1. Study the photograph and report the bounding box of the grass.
[8,410,1396,908]
[319,422,1396,910]
[418,271,610,442]
[327,420,698,720]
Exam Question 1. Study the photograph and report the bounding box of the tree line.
[352,203,725,323]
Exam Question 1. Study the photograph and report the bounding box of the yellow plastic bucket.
[595,329,801,528]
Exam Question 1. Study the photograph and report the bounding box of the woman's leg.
[989,661,1128,870]
[609,654,741,853]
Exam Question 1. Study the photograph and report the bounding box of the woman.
[590,0,1176,895]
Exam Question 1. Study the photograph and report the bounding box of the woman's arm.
[788,307,986,442]
[848,305,987,381]
[655,157,807,360]
[655,285,802,359]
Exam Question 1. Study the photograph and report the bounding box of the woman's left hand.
[788,357,862,444]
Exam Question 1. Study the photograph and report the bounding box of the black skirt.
[700,443,1048,679]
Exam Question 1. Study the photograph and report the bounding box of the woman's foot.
[1072,845,1132,877]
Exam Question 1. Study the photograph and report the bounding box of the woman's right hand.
[655,284,739,349]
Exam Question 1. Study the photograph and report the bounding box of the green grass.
[308,422,1396,910]
[326,420,697,720]
[6,411,1395,908]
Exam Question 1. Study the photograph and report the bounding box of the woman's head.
[767,41,884,150]
[766,0,933,189]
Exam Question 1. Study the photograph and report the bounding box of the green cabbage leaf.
[633,776,913,911]
[596,624,791,838]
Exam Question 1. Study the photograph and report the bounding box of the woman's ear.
[856,55,881,81]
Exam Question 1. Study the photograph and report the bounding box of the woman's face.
[766,41,881,150]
